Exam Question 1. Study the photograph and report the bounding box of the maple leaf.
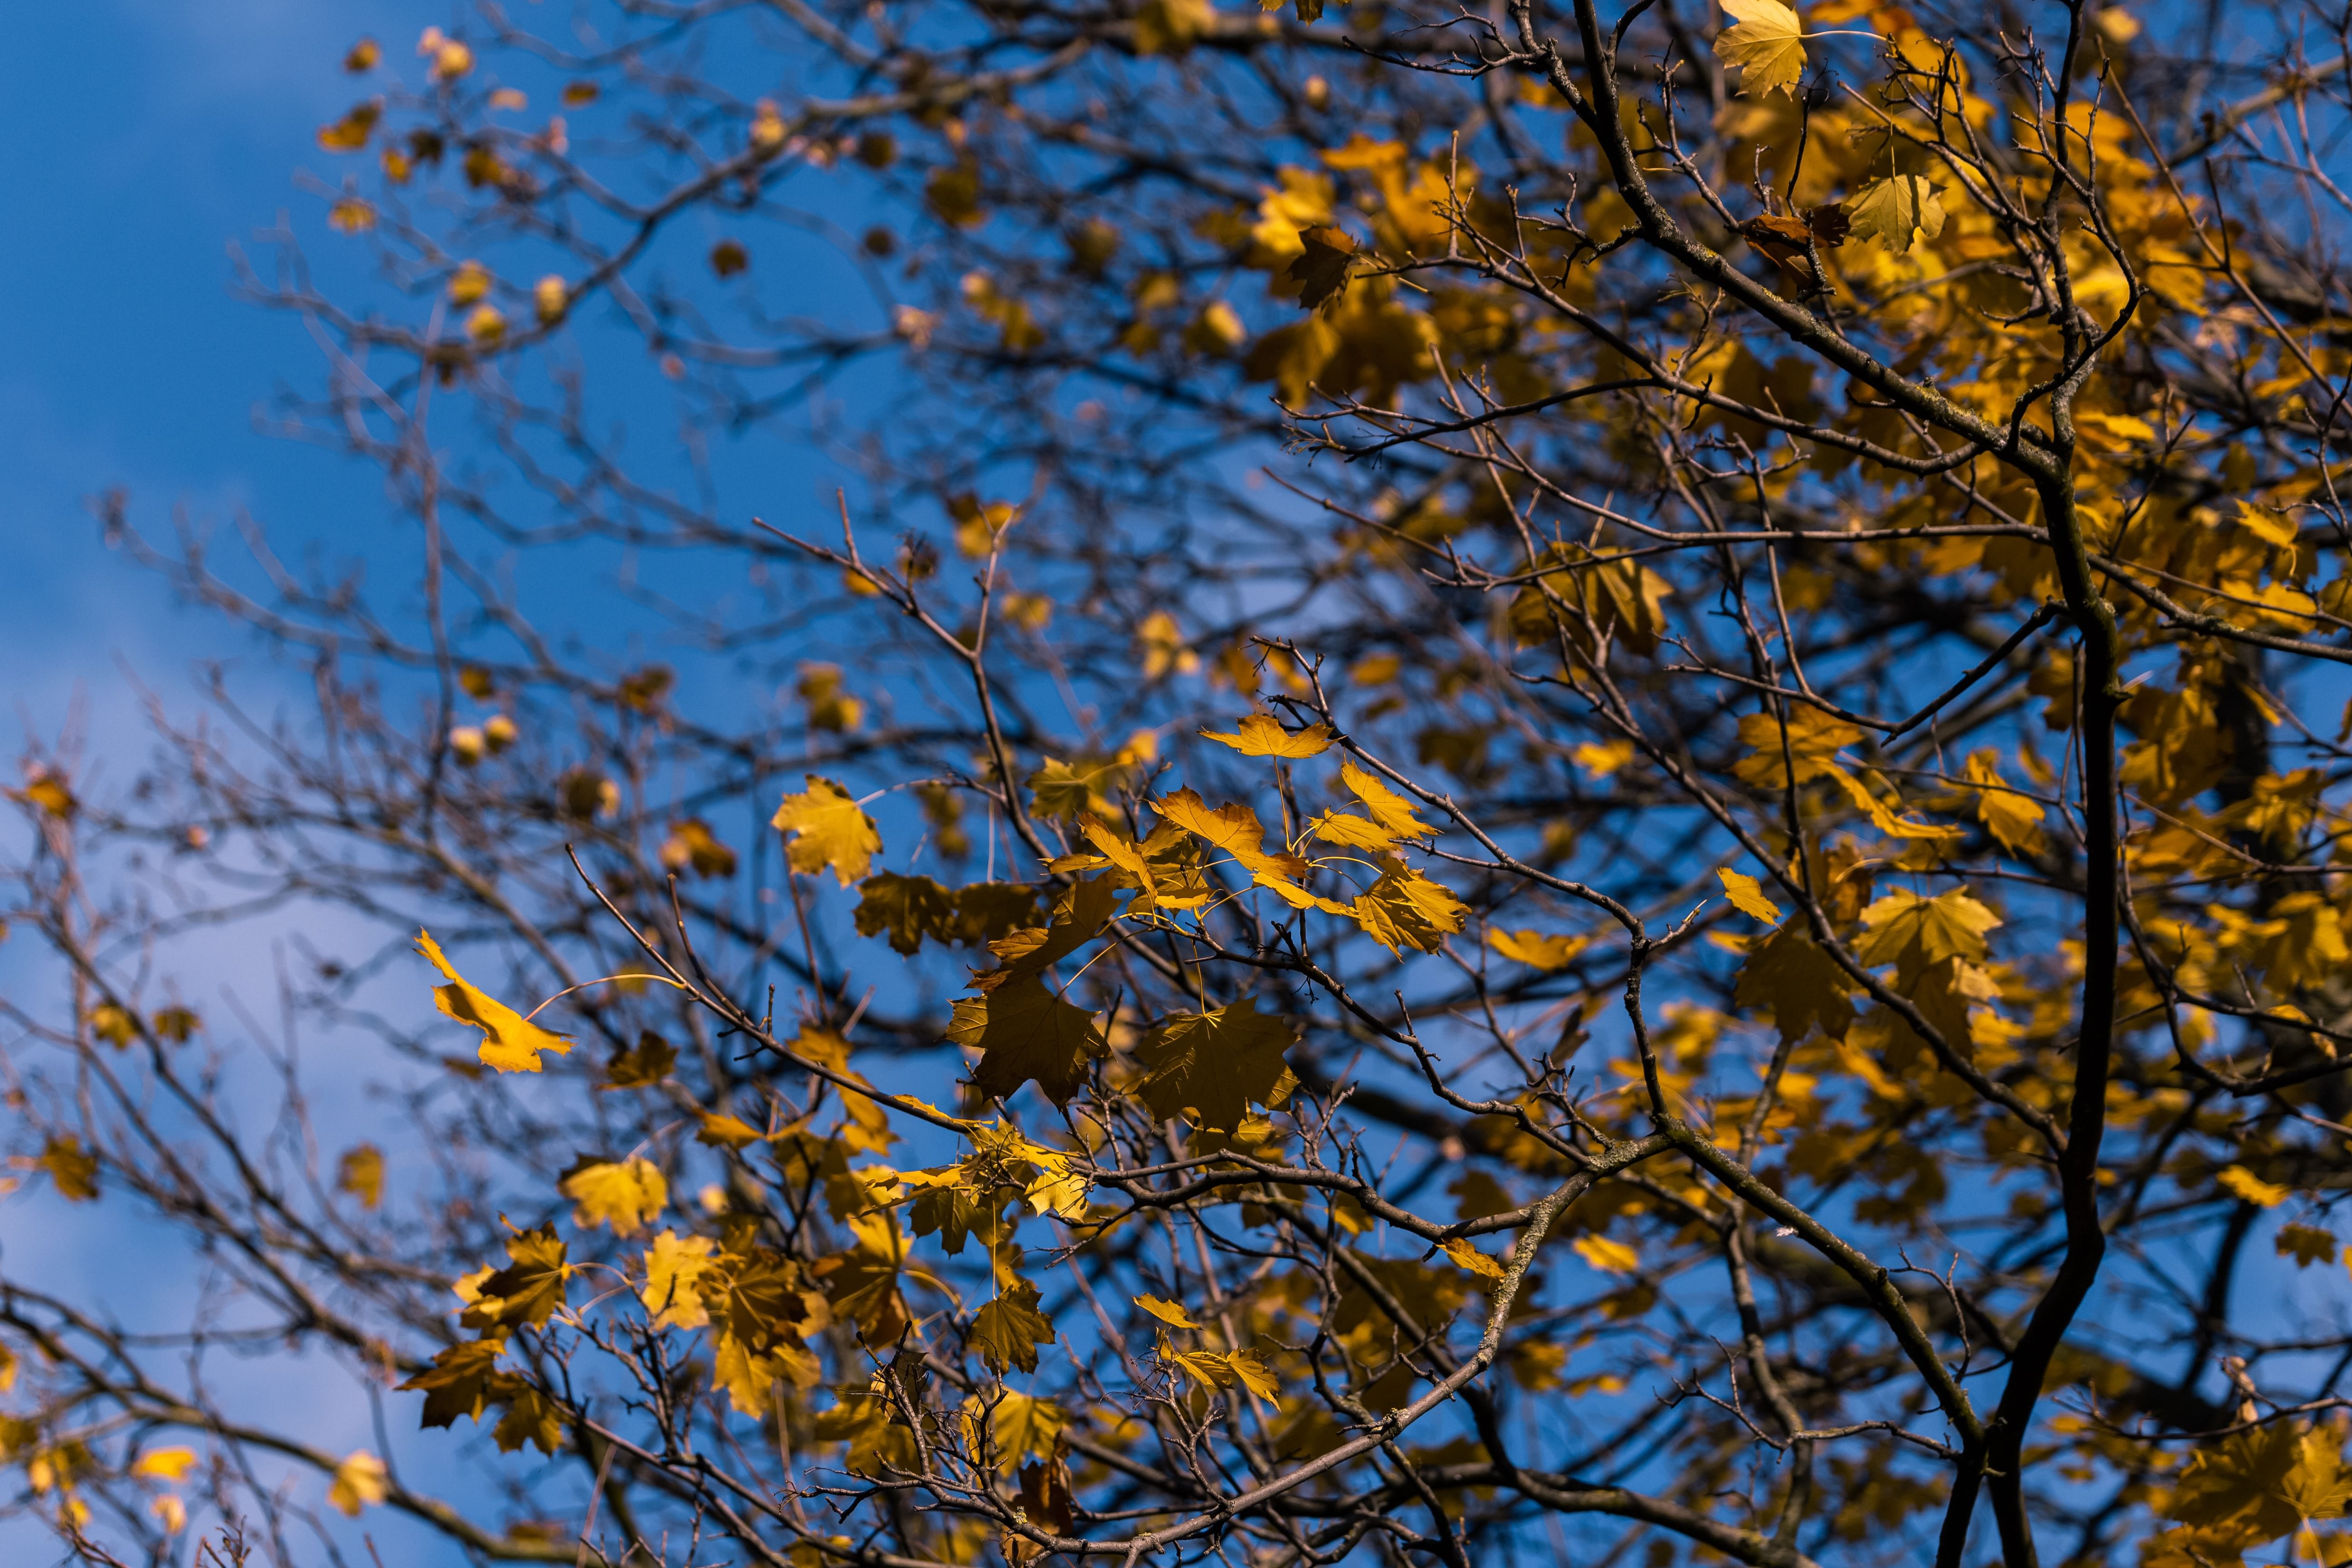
[697,1112,767,1149]
[492,1385,566,1455]
[1287,225,1357,311]
[38,1136,99,1202]
[1132,996,1296,1131]
[1717,867,1784,923]
[1349,855,1466,954]
[1847,176,1947,253]
[971,1281,1055,1374]
[640,1229,720,1330]
[1081,818,1161,911]
[1200,712,1334,758]
[951,882,1046,945]
[1441,1238,1506,1282]
[951,975,1107,1105]
[560,1156,668,1237]
[603,1030,677,1090]
[993,1393,1066,1473]
[855,871,957,954]
[1018,1441,1075,1541]
[1856,888,2002,986]
[1715,0,1807,97]
[1734,922,1856,1044]
[771,776,883,886]
[813,1212,910,1347]
[1572,1234,1640,1274]
[2218,1165,2292,1207]
[327,1451,388,1516]
[1157,789,1323,904]
[416,929,574,1074]
[1225,1347,1283,1401]
[1487,928,1589,970]
[460,1224,572,1332]
[88,1002,137,1049]
[1135,1294,1203,1329]
[1339,760,1435,839]
[2277,1223,2339,1268]
[337,1144,385,1210]
[1733,706,1866,788]
[1308,809,1398,849]
[399,1337,511,1429]
[2164,1422,2352,1542]
[659,818,737,878]
[1962,750,2047,856]
[132,1447,197,1482]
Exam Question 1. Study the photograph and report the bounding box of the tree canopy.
[7,0,2352,1564]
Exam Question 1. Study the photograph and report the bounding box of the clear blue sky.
[1,0,449,743]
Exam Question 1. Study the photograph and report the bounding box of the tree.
[5,0,2351,1564]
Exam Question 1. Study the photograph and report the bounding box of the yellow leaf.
[1200,712,1333,758]
[416,929,574,1073]
[1961,750,2047,857]
[1441,1238,1505,1281]
[1855,889,2002,986]
[1717,867,1783,923]
[1131,996,1296,1132]
[327,198,377,234]
[1225,1346,1282,1401]
[2277,1224,2338,1268]
[1338,760,1435,839]
[1847,176,1947,253]
[2218,1165,2291,1208]
[639,1229,720,1330]
[771,775,883,886]
[90,1003,137,1048]
[38,1135,99,1201]
[1572,739,1635,777]
[1487,928,1588,971]
[696,1112,767,1150]
[328,1451,388,1517]
[560,1157,668,1237]
[1348,855,1465,954]
[2238,500,2299,548]
[534,274,568,324]
[1571,1235,1639,1274]
[132,1447,198,1482]
[317,102,381,152]
[1732,705,1863,787]
[1135,1294,1202,1329]
[1715,0,1807,97]
[338,1144,385,1210]
[1735,920,1855,1046]
[1307,809,1399,850]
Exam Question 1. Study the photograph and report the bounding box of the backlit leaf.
[1715,0,1806,97]
[771,776,883,886]
[560,1157,668,1237]
[416,929,574,1074]
[1131,996,1296,1132]
[1200,712,1334,758]
[1717,867,1783,923]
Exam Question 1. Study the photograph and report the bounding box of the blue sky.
[1,0,452,741]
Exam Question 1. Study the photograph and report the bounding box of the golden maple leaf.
[770,775,883,885]
[1715,0,1807,96]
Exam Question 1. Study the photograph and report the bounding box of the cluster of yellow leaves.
[2146,1422,2352,1568]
